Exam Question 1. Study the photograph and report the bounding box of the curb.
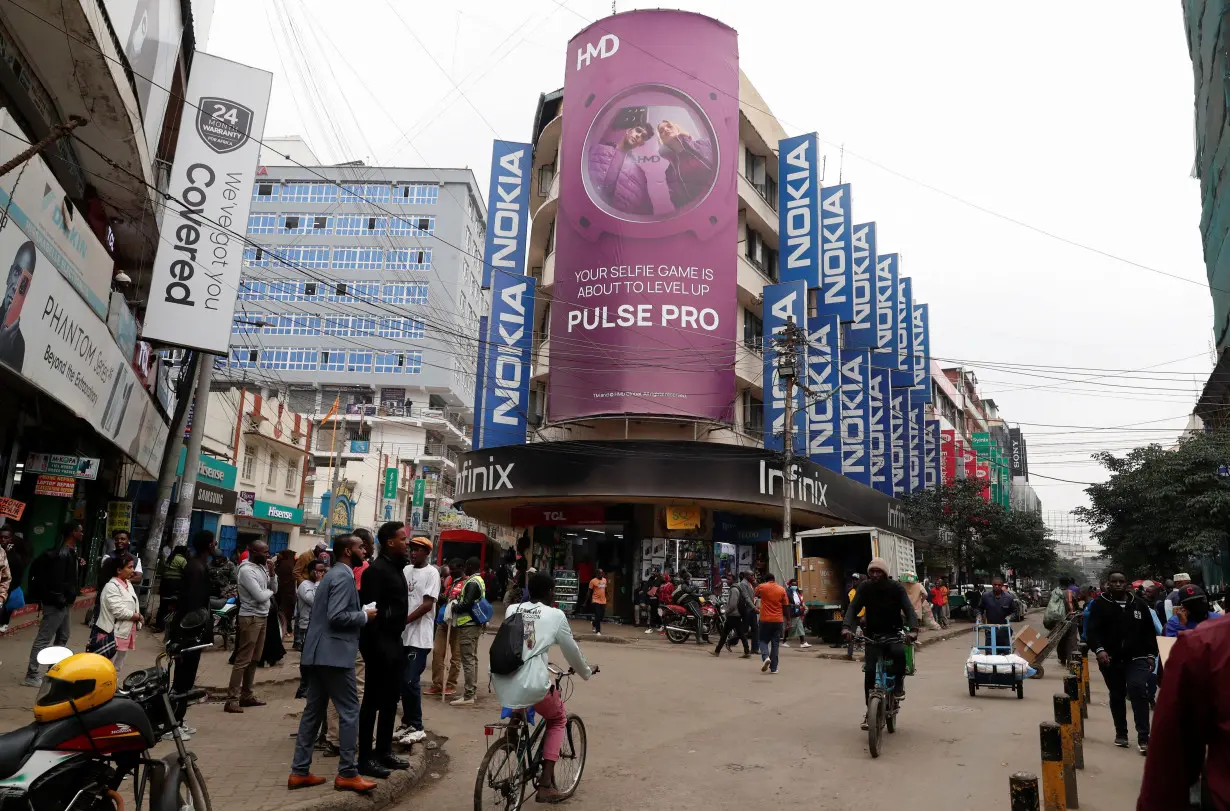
[280,744,429,811]
[812,623,971,661]
[573,633,634,645]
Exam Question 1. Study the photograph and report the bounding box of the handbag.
[87,624,117,660]
[5,586,23,611]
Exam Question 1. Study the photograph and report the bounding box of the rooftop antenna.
[838,143,845,183]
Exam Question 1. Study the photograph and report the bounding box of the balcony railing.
[422,444,458,466]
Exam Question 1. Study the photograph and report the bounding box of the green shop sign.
[176,448,238,490]
[252,499,303,524]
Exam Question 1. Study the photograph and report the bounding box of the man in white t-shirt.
[395,536,439,746]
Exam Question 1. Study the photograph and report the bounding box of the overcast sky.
[208,0,1212,520]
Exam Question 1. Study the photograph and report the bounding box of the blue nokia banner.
[890,387,909,497]
[820,184,853,322]
[778,134,821,287]
[839,347,872,487]
[763,281,808,453]
[471,314,488,446]
[806,312,841,473]
[479,271,535,448]
[846,222,878,349]
[868,367,891,496]
[892,276,914,388]
[911,301,931,402]
[481,140,533,289]
[925,419,941,490]
[875,253,898,361]
[908,395,925,494]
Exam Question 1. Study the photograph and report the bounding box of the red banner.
[940,429,956,484]
[975,460,991,502]
[962,439,977,480]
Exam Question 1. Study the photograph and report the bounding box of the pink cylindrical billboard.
[548,10,739,422]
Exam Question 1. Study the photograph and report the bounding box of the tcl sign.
[510,505,606,526]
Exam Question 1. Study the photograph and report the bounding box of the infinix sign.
[875,253,898,358]
[839,348,871,486]
[806,313,841,473]
[820,184,853,322]
[846,222,878,349]
[479,271,536,448]
[481,141,532,288]
[778,134,821,286]
[762,281,807,453]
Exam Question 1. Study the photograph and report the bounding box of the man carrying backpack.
[448,556,488,707]
[24,523,83,687]
[712,573,752,657]
[490,572,595,804]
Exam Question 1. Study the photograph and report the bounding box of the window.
[745,226,778,281]
[304,282,318,298]
[379,317,425,338]
[282,182,337,203]
[743,310,763,352]
[383,283,429,305]
[313,215,331,232]
[285,460,298,492]
[403,351,423,374]
[233,313,263,334]
[745,148,776,208]
[265,314,293,335]
[539,163,555,196]
[355,247,383,269]
[340,183,390,204]
[261,348,289,368]
[287,348,318,370]
[389,216,434,236]
[334,283,348,299]
[269,245,300,270]
[253,182,278,201]
[280,214,306,233]
[267,453,280,486]
[299,246,330,268]
[320,349,346,372]
[229,347,259,368]
[290,315,319,335]
[374,352,404,374]
[386,248,431,271]
[333,214,366,236]
[332,247,358,269]
[267,280,301,301]
[743,393,764,436]
[242,445,258,480]
[322,315,346,336]
[346,350,374,373]
[247,212,277,234]
[243,246,270,267]
[238,280,265,300]
[394,183,439,204]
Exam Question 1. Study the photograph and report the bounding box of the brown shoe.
[224,701,243,714]
[287,774,327,790]
[335,774,378,794]
[536,788,570,804]
[423,686,443,695]
[239,697,267,708]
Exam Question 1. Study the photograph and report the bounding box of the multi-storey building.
[218,138,485,532]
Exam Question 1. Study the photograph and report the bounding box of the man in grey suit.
[288,534,379,793]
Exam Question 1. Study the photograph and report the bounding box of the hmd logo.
[576,34,619,70]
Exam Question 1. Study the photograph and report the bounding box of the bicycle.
[474,664,596,810]
[863,631,911,759]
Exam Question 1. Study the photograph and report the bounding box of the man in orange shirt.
[588,569,608,635]
[754,573,790,674]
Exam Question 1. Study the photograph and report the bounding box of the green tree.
[1076,429,1230,576]
[986,508,1057,579]
[902,479,997,582]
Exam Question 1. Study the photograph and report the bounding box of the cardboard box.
[1012,625,1048,662]
[800,557,843,604]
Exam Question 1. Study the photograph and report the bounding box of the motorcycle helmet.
[34,652,117,722]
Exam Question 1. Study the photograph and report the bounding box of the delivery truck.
[793,525,917,642]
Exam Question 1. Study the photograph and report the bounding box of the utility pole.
[170,357,216,549]
[321,413,341,541]
[0,116,86,177]
[770,317,804,582]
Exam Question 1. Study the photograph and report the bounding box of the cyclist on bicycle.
[491,572,594,804]
[841,558,919,727]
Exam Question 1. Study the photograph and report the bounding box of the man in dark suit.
[288,534,378,794]
[357,521,411,778]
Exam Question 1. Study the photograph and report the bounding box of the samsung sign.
[479,271,535,448]
[480,141,532,289]
[777,134,821,287]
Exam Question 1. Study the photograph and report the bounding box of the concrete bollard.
[1069,654,1089,720]
[1010,772,1041,811]
[1079,642,1091,706]
[1064,674,1084,770]
[1054,694,1080,808]
[1040,722,1067,811]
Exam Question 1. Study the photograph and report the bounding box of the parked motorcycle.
[660,599,721,644]
[0,611,212,810]
[210,597,237,650]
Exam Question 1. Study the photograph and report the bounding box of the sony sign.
[820,185,853,322]
[142,53,271,354]
[777,134,821,286]
[846,222,878,349]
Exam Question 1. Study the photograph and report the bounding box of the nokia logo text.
[783,138,816,273]
[807,319,838,458]
[490,149,527,274]
[875,255,894,350]
[491,281,528,426]
[849,223,873,335]
[577,34,619,70]
[821,187,848,307]
[840,351,867,475]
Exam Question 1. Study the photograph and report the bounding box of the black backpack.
[25,549,57,605]
[488,607,526,676]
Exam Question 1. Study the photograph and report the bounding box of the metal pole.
[1010,773,1041,811]
[770,319,799,583]
[0,117,86,177]
[1053,694,1079,808]
[169,357,215,549]
[141,352,199,609]
[322,416,341,541]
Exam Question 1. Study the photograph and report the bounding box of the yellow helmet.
[34,652,117,722]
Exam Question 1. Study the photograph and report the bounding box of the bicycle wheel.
[885,696,896,734]
[475,739,525,811]
[866,696,883,758]
[553,715,588,798]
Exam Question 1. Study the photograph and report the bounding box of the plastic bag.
[1043,588,1066,630]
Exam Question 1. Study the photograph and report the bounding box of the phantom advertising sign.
[550,11,740,421]
[142,53,271,353]
[777,133,821,287]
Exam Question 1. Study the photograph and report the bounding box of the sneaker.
[770,669,779,675]
[180,725,197,736]
[709,651,720,657]
[400,730,427,745]
[21,676,42,688]
[800,642,812,649]
[1114,736,1130,748]
[644,628,653,635]
[0,624,8,633]
[1138,741,1148,755]
[393,724,413,741]
[892,686,905,699]
[450,697,475,707]
[595,631,602,636]
[860,718,869,731]
[781,642,790,648]
[761,658,771,673]
[162,728,191,742]
[423,687,444,696]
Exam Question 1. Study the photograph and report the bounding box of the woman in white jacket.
[98,553,142,673]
